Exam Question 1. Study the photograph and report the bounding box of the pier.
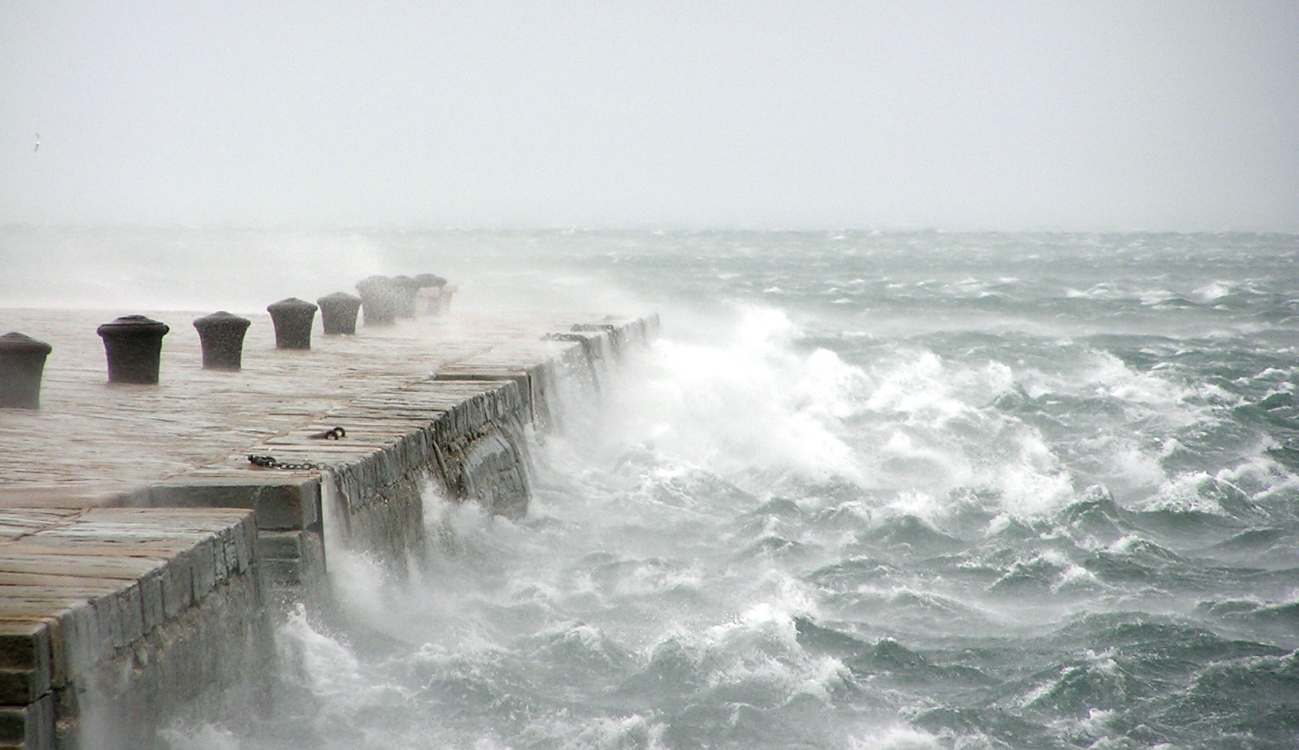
[0,301,658,748]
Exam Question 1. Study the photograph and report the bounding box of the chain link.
[247,454,321,471]
[247,425,347,470]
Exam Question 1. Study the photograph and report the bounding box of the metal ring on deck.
[306,426,347,440]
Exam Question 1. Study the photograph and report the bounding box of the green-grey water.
[6,229,1297,749]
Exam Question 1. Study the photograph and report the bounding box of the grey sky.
[2,0,1296,231]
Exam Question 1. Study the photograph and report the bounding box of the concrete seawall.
[0,307,658,748]
[0,508,267,749]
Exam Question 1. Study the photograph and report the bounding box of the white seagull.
[33,133,40,152]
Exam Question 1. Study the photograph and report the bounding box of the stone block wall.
[0,312,660,748]
[123,315,658,591]
[0,508,271,750]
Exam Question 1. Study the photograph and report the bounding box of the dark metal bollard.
[391,275,421,319]
[439,284,457,314]
[193,311,252,370]
[97,315,170,384]
[266,297,318,350]
[356,275,397,326]
[414,273,447,289]
[0,332,53,409]
[414,273,449,315]
[317,292,362,335]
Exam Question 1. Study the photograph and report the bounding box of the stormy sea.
[10,229,1299,749]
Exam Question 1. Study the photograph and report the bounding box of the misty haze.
[1,3,1298,750]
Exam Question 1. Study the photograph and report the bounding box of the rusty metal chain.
[246,425,346,470]
[247,454,321,471]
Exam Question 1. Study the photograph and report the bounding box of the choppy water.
[22,229,1295,749]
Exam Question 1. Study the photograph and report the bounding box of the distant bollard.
[392,275,421,319]
[414,273,448,315]
[439,285,458,314]
[0,332,53,409]
[192,311,251,370]
[96,315,170,384]
[356,275,397,326]
[317,292,362,335]
[266,298,318,350]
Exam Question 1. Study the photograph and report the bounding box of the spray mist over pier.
[3,1,1298,747]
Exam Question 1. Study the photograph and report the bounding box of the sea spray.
[157,230,1298,749]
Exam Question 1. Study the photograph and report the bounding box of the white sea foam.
[1194,281,1233,301]
[158,231,1299,749]
[160,724,242,750]
[595,305,867,484]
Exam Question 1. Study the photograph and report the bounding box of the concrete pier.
[0,304,658,747]
[0,507,266,749]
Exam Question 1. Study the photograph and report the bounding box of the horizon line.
[1,222,1297,236]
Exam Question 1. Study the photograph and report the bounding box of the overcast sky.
[2,1,1296,231]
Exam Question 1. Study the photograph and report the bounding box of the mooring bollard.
[97,315,170,384]
[440,285,458,314]
[356,275,397,326]
[193,311,252,370]
[0,332,53,409]
[392,275,421,319]
[266,297,318,350]
[414,273,448,315]
[317,292,362,335]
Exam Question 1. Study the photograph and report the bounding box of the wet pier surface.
[0,307,590,505]
[0,505,261,749]
[0,505,257,680]
[0,304,657,748]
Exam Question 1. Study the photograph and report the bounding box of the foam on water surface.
[68,228,1290,749]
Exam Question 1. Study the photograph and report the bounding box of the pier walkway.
[2,308,586,503]
[0,303,658,748]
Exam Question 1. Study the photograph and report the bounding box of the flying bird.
[33,133,39,152]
